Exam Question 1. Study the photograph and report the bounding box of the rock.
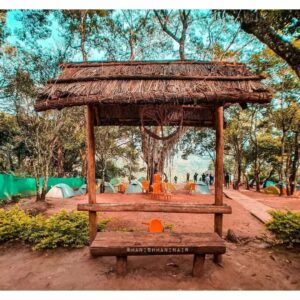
[270,255,276,261]
[226,229,239,243]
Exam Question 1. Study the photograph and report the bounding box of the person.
[193,172,198,183]
[205,174,210,186]
[225,173,230,189]
[186,172,190,182]
[163,173,168,183]
[202,173,205,182]
[174,176,178,184]
[209,174,214,185]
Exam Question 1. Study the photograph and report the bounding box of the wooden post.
[192,254,205,277]
[214,104,224,264]
[116,256,127,275]
[86,105,97,243]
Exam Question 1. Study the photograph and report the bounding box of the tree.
[154,10,192,60]
[224,106,251,189]
[226,10,300,78]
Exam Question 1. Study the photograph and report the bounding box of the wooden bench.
[90,231,226,276]
[78,202,231,276]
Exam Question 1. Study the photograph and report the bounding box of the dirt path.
[1,189,299,290]
[0,241,299,290]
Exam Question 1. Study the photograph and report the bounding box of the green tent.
[46,183,75,199]
[125,180,142,194]
[110,178,121,186]
[195,181,210,194]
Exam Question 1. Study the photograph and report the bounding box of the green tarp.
[0,173,85,200]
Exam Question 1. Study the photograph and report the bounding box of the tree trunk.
[289,132,299,195]
[57,141,64,177]
[35,177,41,201]
[129,31,136,61]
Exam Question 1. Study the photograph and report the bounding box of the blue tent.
[104,182,115,193]
[74,184,87,195]
[263,180,275,188]
[125,180,142,194]
[195,181,210,194]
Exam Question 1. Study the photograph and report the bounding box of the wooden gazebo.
[35,60,271,276]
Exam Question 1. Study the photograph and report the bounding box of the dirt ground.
[239,188,300,212]
[0,186,300,290]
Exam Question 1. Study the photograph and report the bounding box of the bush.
[0,206,32,242]
[0,206,110,250]
[31,210,90,250]
[266,210,300,246]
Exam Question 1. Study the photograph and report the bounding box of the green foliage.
[31,210,90,250]
[164,223,174,231]
[266,210,300,246]
[0,206,32,242]
[97,217,111,232]
[0,206,110,250]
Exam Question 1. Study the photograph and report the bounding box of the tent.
[263,180,275,188]
[103,182,115,193]
[195,181,210,194]
[110,178,121,186]
[138,177,146,183]
[125,180,143,194]
[46,183,75,199]
[74,184,87,195]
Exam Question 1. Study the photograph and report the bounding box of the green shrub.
[32,210,90,250]
[266,210,300,246]
[0,206,110,250]
[97,217,111,232]
[0,206,32,242]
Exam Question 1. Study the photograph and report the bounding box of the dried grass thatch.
[35,60,272,112]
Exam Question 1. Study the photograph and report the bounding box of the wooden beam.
[35,91,272,112]
[214,104,224,264]
[61,60,245,68]
[47,75,264,84]
[86,104,97,243]
[77,202,232,214]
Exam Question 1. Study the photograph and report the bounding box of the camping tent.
[138,177,146,183]
[74,184,87,195]
[46,183,75,199]
[195,181,210,194]
[104,182,115,193]
[263,180,275,188]
[110,178,121,186]
[125,180,143,194]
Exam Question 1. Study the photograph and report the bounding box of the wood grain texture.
[86,105,97,243]
[90,232,226,257]
[192,254,206,277]
[78,202,232,214]
[116,256,127,276]
[214,105,224,264]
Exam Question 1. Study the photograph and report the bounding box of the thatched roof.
[34,60,272,126]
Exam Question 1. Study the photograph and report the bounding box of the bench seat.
[90,231,226,276]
